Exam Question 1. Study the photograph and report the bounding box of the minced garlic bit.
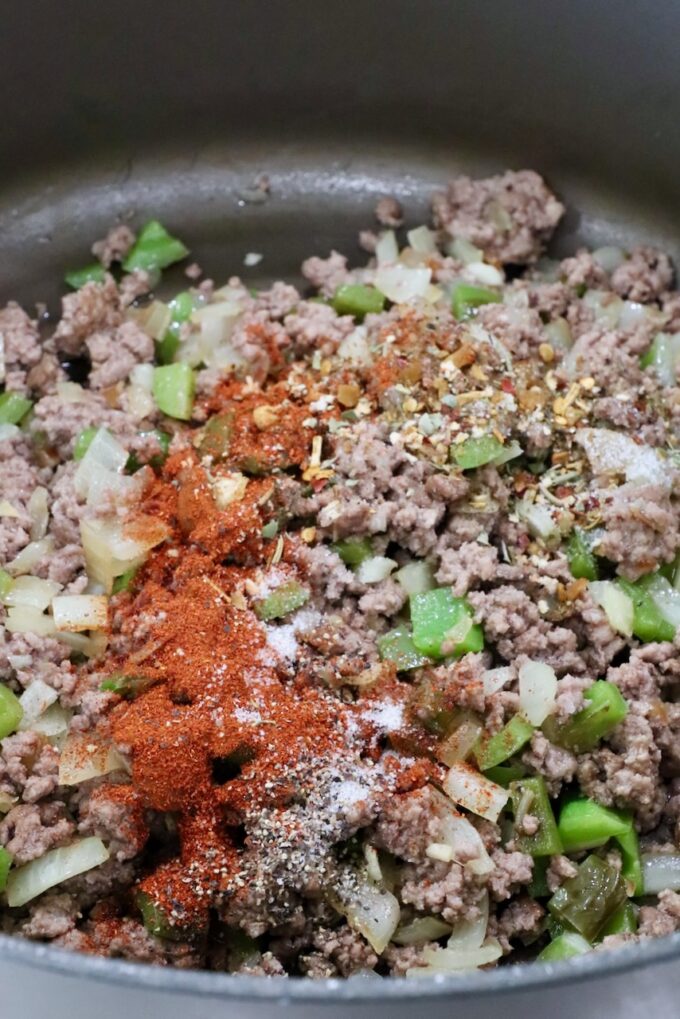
[252,404,280,430]
[211,472,249,508]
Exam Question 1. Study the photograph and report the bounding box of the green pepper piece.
[410,588,484,659]
[136,891,186,941]
[566,528,600,582]
[0,569,14,602]
[111,568,139,596]
[0,392,33,426]
[542,681,628,753]
[378,626,431,672]
[332,284,386,319]
[483,761,528,787]
[73,425,100,461]
[126,430,171,473]
[598,901,638,938]
[527,857,550,898]
[451,283,501,321]
[100,673,155,698]
[0,846,13,892]
[537,931,591,962]
[451,434,505,470]
[198,412,234,460]
[617,576,676,644]
[156,291,197,365]
[253,579,309,621]
[261,520,279,540]
[510,776,563,857]
[558,798,631,854]
[0,685,23,740]
[547,855,628,941]
[152,363,195,421]
[617,827,643,896]
[64,263,107,289]
[123,220,189,274]
[475,715,535,771]
[332,537,374,567]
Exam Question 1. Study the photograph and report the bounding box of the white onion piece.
[4,606,56,637]
[81,515,169,593]
[332,872,400,953]
[483,666,514,696]
[437,717,483,766]
[518,659,557,726]
[589,581,634,638]
[74,428,128,500]
[18,682,59,733]
[395,561,435,596]
[363,844,382,884]
[6,537,54,577]
[57,629,108,660]
[133,299,171,340]
[447,236,483,264]
[392,916,452,946]
[338,325,371,365]
[447,892,489,950]
[3,576,60,611]
[374,264,431,303]
[58,733,128,786]
[407,225,438,255]
[31,703,72,739]
[582,289,623,328]
[0,500,20,518]
[375,230,399,266]
[27,487,49,540]
[436,804,494,876]
[55,381,89,404]
[52,594,109,632]
[592,246,626,273]
[544,317,573,350]
[355,556,397,584]
[576,428,667,488]
[464,262,504,287]
[444,763,509,823]
[6,837,110,908]
[492,439,523,466]
[642,854,680,894]
[517,500,560,544]
[440,614,473,655]
[129,363,154,392]
[191,300,242,354]
[0,423,20,442]
[124,384,156,421]
[416,938,503,973]
[646,575,680,629]
[618,301,648,330]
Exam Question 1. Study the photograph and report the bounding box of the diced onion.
[81,515,169,593]
[52,594,109,632]
[544,317,573,350]
[4,606,56,637]
[618,301,649,331]
[374,264,432,303]
[642,853,680,894]
[6,537,54,577]
[443,763,509,823]
[74,428,129,504]
[592,246,626,273]
[577,428,667,488]
[518,659,557,726]
[6,837,110,908]
[332,871,400,953]
[517,499,560,544]
[395,561,435,596]
[440,614,473,655]
[27,487,49,540]
[582,289,623,328]
[355,556,398,584]
[0,500,20,518]
[436,802,494,876]
[338,325,372,365]
[447,237,484,264]
[55,381,89,404]
[492,439,523,466]
[646,575,680,628]
[132,299,172,341]
[363,844,383,884]
[129,363,154,392]
[392,916,452,946]
[464,262,504,287]
[0,423,20,442]
[18,679,58,729]
[375,230,399,266]
[589,581,634,638]
[437,716,483,766]
[407,225,438,255]
[3,576,60,612]
[483,666,514,696]
[58,733,128,786]
[447,892,489,950]
[413,938,503,974]
[31,703,72,740]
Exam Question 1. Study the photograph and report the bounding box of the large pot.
[0,1,679,1015]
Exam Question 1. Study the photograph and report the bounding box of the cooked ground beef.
[0,169,679,978]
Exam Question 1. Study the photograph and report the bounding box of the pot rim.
[0,929,678,1002]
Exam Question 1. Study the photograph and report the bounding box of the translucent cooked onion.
[338,325,371,365]
[443,763,509,823]
[5,537,54,577]
[492,439,523,466]
[577,427,667,488]
[518,659,557,726]
[58,733,128,786]
[544,317,573,350]
[129,363,155,392]
[592,246,626,272]
[6,837,110,908]
[413,937,503,974]
[436,715,483,766]
[646,575,680,628]
[18,679,58,729]
[52,594,109,632]
[464,262,504,287]
[395,561,435,596]
[482,666,514,696]
[589,580,634,638]
[447,891,489,950]
[30,703,72,740]
[27,487,49,540]
[436,804,494,876]
[642,854,680,894]
[374,264,431,303]
[55,381,89,404]
[407,225,438,255]
[132,299,172,340]
[447,236,484,264]
[392,916,452,946]
[517,499,560,544]
[81,514,170,593]
[582,289,623,328]
[332,871,400,953]
[3,576,60,612]
[375,230,399,266]
[4,606,56,637]
[74,428,130,504]
[355,556,398,584]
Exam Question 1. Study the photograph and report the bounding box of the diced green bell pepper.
[543,681,628,753]
[598,901,638,938]
[451,283,501,321]
[123,220,189,274]
[253,579,309,621]
[332,537,374,567]
[156,291,197,364]
[378,626,431,672]
[0,846,13,892]
[100,672,155,698]
[566,528,599,582]
[73,425,100,461]
[558,798,632,854]
[126,430,171,473]
[451,434,505,470]
[510,776,562,857]
[332,284,386,319]
[483,761,528,787]
[617,575,676,644]
[64,263,107,289]
[475,715,535,771]
[198,411,235,460]
[0,685,23,739]
[527,857,550,898]
[111,568,139,596]
[261,520,279,540]
[0,569,14,602]
[152,363,195,421]
[136,891,185,941]
[617,827,643,896]
[410,588,484,658]
[537,931,591,962]
[0,392,32,425]
[547,855,628,941]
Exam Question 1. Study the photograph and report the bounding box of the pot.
[0,1,679,1015]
